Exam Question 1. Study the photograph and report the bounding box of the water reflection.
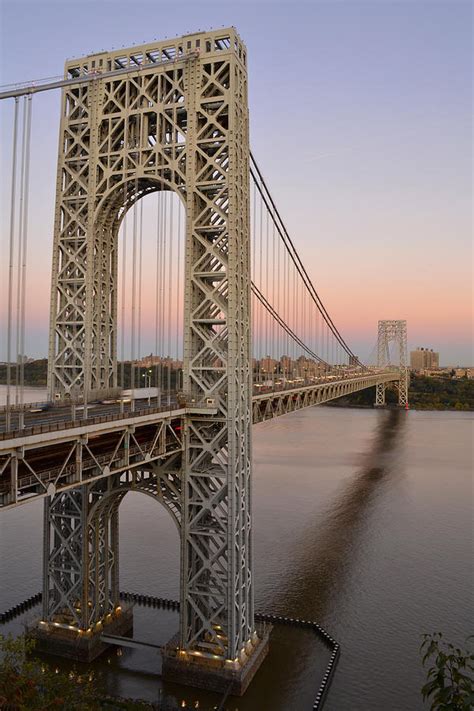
[283,409,406,620]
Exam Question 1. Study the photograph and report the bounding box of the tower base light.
[27,604,133,663]
[162,622,272,696]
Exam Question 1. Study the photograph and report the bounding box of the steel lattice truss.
[0,410,184,505]
[252,372,400,422]
[375,320,408,406]
[45,29,254,664]
[42,463,183,630]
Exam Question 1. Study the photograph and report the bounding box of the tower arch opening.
[84,472,182,625]
[112,185,186,399]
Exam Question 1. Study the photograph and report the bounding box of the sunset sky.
[0,0,472,365]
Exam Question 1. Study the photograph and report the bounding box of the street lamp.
[142,369,153,404]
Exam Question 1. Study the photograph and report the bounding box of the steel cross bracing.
[375,320,408,406]
[40,28,255,665]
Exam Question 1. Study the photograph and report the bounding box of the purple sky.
[0,0,472,365]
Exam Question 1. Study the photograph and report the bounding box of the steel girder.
[251,373,400,423]
[0,415,183,508]
[375,320,408,406]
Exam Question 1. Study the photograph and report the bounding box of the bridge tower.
[375,319,408,406]
[42,28,267,693]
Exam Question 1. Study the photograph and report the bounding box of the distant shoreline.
[324,401,473,412]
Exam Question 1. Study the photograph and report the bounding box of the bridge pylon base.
[162,622,271,696]
[27,604,133,663]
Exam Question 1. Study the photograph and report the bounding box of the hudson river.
[0,386,472,710]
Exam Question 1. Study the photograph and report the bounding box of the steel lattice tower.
[43,29,264,691]
[375,319,409,406]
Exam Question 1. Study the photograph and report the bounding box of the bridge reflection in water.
[281,408,406,620]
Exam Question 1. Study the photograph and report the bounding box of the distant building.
[410,347,439,370]
[454,368,474,379]
[136,354,183,370]
[260,355,278,374]
[280,355,292,374]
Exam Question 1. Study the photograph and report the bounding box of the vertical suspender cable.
[276,217,281,371]
[254,187,258,378]
[5,97,19,431]
[15,97,28,405]
[19,95,32,418]
[130,179,138,410]
[291,259,294,373]
[176,196,182,392]
[121,83,130,396]
[264,204,269,369]
[158,191,164,399]
[283,238,288,376]
[259,192,263,376]
[296,262,300,371]
[155,192,161,403]
[160,191,167,399]
[167,191,173,405]
[137,197,143,387]
[120,195,127,390]
[272,217,276,383]
[322,313,325,369]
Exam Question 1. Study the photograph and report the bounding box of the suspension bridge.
[0,28,408,695]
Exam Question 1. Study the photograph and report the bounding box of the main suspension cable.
[250,152,365,368]
[251,283,327,366]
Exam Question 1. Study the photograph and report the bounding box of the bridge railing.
[0,403,184,442]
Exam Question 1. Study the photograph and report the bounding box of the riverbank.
[328,374,474,411]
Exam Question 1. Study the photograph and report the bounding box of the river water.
[0,386,472,710]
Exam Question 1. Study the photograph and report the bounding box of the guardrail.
[0,404,183,442]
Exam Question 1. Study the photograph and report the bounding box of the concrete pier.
[27,605,133,663]
[162,622,271,696]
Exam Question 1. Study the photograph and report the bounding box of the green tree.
[420,633,474,710]
[0,634,156,709]
[0,633,98,710]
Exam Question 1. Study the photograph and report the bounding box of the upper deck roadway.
[0,371,399,509]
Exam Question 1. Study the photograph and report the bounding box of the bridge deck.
[0,372,399,509]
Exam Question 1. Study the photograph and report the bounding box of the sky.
[0,0,472,365]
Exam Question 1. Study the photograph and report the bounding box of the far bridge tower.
[375,319,409,406]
